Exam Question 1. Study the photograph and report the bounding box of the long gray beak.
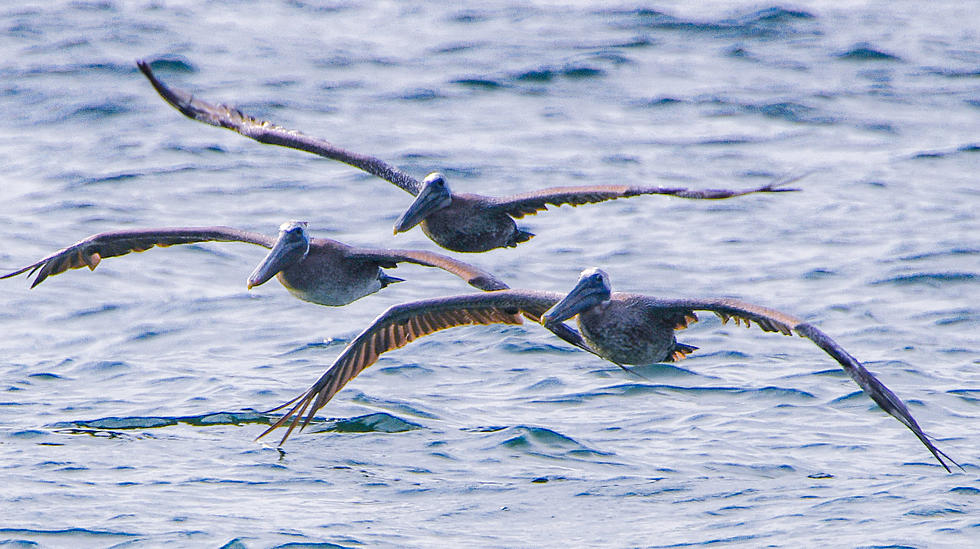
[247,233,308,289]
[393,185,451,234]
[542,277,604,325]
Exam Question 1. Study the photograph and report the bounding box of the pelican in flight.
[258,268,959,472]
[1,221,508,306]
[138,60,801,253]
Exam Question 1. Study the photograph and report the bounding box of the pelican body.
[138,60,801,253]
[259,268,958,473]
[2,222,508,306]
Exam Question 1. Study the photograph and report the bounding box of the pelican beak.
[542,269,611,325]
[393,174,452,234]
[247,224,310,289]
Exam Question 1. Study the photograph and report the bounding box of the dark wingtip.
[136,58,200,120]
[2,264,47,288]
[468,275,510,291]
[380,273,405,288]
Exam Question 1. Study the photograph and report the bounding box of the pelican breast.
[577,294,680,365]
[275,239,382,306]
[419,195,527,253]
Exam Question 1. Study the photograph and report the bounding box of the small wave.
[0,528,138,541]
[747,101,835,124]
[65,170,141,187]
[948,389,980,404]
[350,393,440,419]
[378,362,434,376]
[313,412,423,434]
[51,411,268,432]
[522,376,564,391]
[908,144,980,159]
[395,87,447,102]
[924,67,980,78]
[138,57,196,74]
[56,416,178,429]
[836,44,902,62]
[76,360,129,373]
[10,429,48,439]
[512,64,605,83]
[450,77,506,90]
[59,100,131,122]
[894,247,979,261]
[280,337,350,356]
[268,541,350,549]
[872,272,977,287]
[602,153,641,164]
[4,60,139,78]
[496,425,614,459]
[904,506,966,517]
[27,372,64,380]
[66,303,123,318]
[598,6,816,38]
[498,340,579,355]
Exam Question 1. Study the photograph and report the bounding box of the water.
[1,1,977,546]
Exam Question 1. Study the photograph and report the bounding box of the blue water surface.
[1,1,977,547]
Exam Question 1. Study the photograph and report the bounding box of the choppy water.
[1,1,978,547]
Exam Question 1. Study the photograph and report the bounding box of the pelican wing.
[257,290,562,445]
[490,179,799,219]
[2,227,274,288]
[346,248,510,291]
[649,297,960,472]
[137,60,423,195]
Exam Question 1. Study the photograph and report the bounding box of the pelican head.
[247,221,311,289]
[542,268,612,325]
[393,172,453,234]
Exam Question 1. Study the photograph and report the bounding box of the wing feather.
[137,60,422,195]
[2,227,274,288]
[648,297,959,472]
[490,178,799,219]
[257,290,561,445]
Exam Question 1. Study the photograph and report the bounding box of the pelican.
[1,221,508,306]
[258,268,959,472]
[138,60,801,253]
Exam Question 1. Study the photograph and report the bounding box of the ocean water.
[0,1,977,547]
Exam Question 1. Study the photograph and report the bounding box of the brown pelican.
[1,221,508,305]
[137,60,801,253]
[258,268,959,472]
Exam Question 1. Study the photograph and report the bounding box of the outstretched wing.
[346,247,510,291]
[1,227,274,288]
[650,297,960,472]
[489,177,800,219]
[257,290,562,445]
[137,60,423,195]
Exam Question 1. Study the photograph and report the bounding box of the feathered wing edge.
[491,174,803,220]
[136,59,422,195]
[1,227,274,288]
[667,297,960,472]
[794,323,961,472]
[256,291,561,445]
